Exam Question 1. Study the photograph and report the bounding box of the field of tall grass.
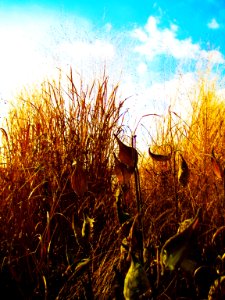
[0,67,225,299]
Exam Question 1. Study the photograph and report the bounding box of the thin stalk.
[156,245,160,289]
[173,150,179,219]
[132,135,144,264]
[168,108,179,219]
[223,168,225,214]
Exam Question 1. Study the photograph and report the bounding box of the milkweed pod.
[149,146,172,162]
[211,148,223,180]
[177,218,193,234]
[115,196,131,225]
[160,208,200,274]
[113,153,133,186]
[123,253,151,300]
[114,134,138,169]
[178,154,190,187]
[70,161,88,197]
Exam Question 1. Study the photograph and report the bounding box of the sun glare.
[0,31,50,97]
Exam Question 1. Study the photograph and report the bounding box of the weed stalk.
[132,135,144,264]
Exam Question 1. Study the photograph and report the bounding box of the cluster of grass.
[0,70,125,299]
[0,68,225,299]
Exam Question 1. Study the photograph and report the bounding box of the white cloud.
[105,22,113,32]
[57,40,115,62]
[135,72,196,115]
[0,11,120,101]
[208,18,219,29]
[136,62,148,75]
[132,16,224,64]
[0,9,142,133]
[201,49,224,64]
[0,23,54,100]
[131,16,200,60]
[120,71,199,151]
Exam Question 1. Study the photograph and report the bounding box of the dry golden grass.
[0,68,225,299]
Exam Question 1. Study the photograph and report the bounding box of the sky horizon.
[0,0,225,143]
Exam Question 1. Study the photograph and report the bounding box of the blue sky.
[0,0,225,137]
[2,0,224,43]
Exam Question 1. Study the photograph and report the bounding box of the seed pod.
[123,253,151,300]
[70,161,88,197]
[149,147,172,162]
[178,154,190,187]
[114,134,138,169]
[160,208,201,274]
[115,188,131,225]
[211,148,223,180]
[177,218,193,234]
[113,153,133,186]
